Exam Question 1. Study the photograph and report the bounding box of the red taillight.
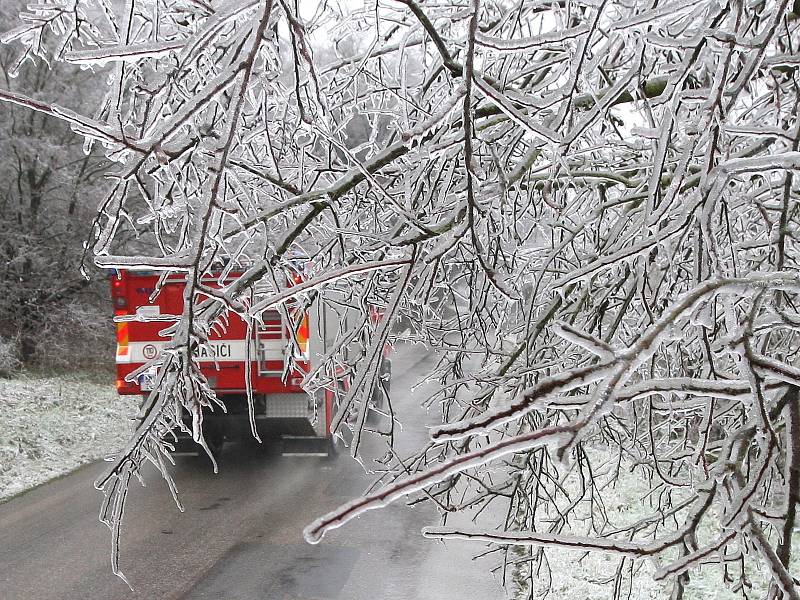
[111,276,127,309]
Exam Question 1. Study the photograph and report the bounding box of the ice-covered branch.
[422,527,673,556]
[0,87,147,152]
[64,41,184,64]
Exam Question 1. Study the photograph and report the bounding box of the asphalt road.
[0,350,506,600]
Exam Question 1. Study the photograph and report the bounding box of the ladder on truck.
[253,308,286,376]
[252,281,330,457]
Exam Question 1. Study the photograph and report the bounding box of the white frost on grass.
[511,462,667,600]
[0,376,138,502]
[512,449,800,600]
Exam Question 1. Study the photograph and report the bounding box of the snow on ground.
[0,375,138,502]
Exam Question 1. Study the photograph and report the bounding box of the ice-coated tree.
[4,0,800,597]
[0,1,112,371]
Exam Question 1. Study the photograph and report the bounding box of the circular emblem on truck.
[143,344,158,359]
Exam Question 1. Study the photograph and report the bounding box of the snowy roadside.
[0,375,138,502]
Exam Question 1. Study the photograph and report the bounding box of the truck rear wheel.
[204,428,225,456]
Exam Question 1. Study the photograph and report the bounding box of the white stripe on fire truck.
[116,340,287,364]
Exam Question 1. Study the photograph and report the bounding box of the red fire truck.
[110,269,390,455]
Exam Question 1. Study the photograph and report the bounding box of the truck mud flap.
[171,438,203,457]
[281,435,332,457]
[170,428,224,457]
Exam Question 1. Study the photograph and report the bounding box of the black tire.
[204,426,225,457]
